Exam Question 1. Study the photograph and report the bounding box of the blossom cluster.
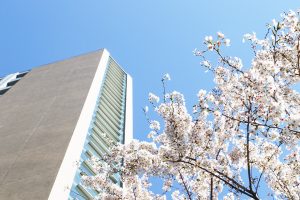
[82,9,300,200]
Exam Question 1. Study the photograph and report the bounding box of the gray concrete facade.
[0,50,104,199]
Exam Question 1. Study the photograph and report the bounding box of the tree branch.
[179,170,193,200]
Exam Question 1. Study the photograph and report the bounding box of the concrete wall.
[0,50,103,200]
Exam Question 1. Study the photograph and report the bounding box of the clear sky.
[1,0,299,198]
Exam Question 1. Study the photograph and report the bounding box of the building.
[0,49,133,200]
[0,71,30,95]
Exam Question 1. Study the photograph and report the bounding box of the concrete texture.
[0,50,103,199]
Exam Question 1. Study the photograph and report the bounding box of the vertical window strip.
[69,57,127,199]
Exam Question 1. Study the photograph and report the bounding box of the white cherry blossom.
[148,92,160,103]
[82,9,300,200]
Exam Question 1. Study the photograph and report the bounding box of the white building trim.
[48,49,110,200]
[124,75,133,145]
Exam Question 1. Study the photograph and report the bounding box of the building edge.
[48,49,109,200]
[121,73,133,197]
[124,74,133,145]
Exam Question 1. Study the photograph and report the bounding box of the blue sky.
[1,1,299,140]
[1,0,299,198]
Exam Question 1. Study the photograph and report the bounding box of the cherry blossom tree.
[82,9,300,200]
